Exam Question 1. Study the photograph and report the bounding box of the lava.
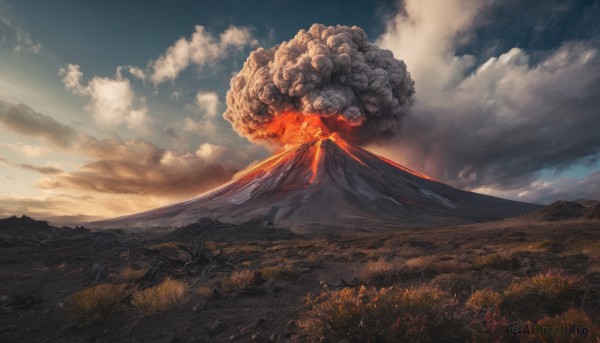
[329,133,367,166]
[377,155,435,181]
[309,140,323,184]
[262,111,360,146]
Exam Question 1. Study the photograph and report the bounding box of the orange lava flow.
[263,111,359,146]
[377,155,435,181]
[309,140,323,184]
[329,133,367,166]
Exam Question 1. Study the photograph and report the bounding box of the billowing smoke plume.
[224,24,415,145]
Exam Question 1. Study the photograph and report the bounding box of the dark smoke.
[224,24,415,145]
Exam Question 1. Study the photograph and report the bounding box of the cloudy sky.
[1,0,599,223]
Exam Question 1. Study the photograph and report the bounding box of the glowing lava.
[376,155,434,181]
[263,111,361,146]
[309,140,323,184]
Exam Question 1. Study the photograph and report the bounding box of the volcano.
[91,135,540,231]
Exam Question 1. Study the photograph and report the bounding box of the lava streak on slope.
[376,155,434,181]
[309,140,323,184]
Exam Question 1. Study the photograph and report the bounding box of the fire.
[263,111,360,146]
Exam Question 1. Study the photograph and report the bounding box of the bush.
[471,308,509,343]
[221,270,257,291]
[504,270,578,298]
[66,284,128,323]
[131,278,188,313]
[466,290,503,311]
[298,285,468,343]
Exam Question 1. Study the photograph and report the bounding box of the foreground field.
[0,215,599,342]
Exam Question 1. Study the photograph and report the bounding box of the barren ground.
[0,215,599,342]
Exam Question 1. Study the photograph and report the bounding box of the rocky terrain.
[1,207,599,342]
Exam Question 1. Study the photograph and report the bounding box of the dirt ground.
[0,214,599,342]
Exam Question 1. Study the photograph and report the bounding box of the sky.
[0,0,599,224]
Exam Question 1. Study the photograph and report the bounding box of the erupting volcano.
[91,24,540,231]
[91,132,539,230]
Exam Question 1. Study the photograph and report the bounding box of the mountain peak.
[90,137,541,231]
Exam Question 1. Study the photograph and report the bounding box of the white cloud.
[195,143,226,163]
[196,91,220,118]
[128,67,146,81]
[59,64,88,96]
[1,143,52,157]
[151,25,258,84]
[374,0,600,197]
[59,64,151,133]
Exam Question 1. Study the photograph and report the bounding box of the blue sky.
[0,0,599,223]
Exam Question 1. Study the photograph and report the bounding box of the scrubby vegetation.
[2,215,599,342]
[465,289,503,311]
[131,278,188,313]
[299,285,467,343]
[66,284,128,323]
[221,269,258,291]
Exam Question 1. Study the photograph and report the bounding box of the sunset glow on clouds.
[0,0,599,224]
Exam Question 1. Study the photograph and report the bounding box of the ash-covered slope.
[90,135,540,230]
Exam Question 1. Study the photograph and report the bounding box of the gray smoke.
[224,24,415,145]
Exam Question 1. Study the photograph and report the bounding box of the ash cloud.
[224,24,415,145]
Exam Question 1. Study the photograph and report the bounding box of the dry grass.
[260,263,298,281]
[582,241,600,262]
[526,239,554,251]
[360,257,403,280]
[299,285,467,343]
[472,253,504,269]
[221,269,257,291]
[66,284,128,323]
[465,290,503,311]
[405,255,465,273]
[504,270,579,299]
[131,278,188,313]
[111,267,146,283]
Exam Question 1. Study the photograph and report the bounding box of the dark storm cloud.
[385,42,600,192]
[0,100,77,148]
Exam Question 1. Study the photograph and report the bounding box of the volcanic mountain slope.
[91,135,541,230]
